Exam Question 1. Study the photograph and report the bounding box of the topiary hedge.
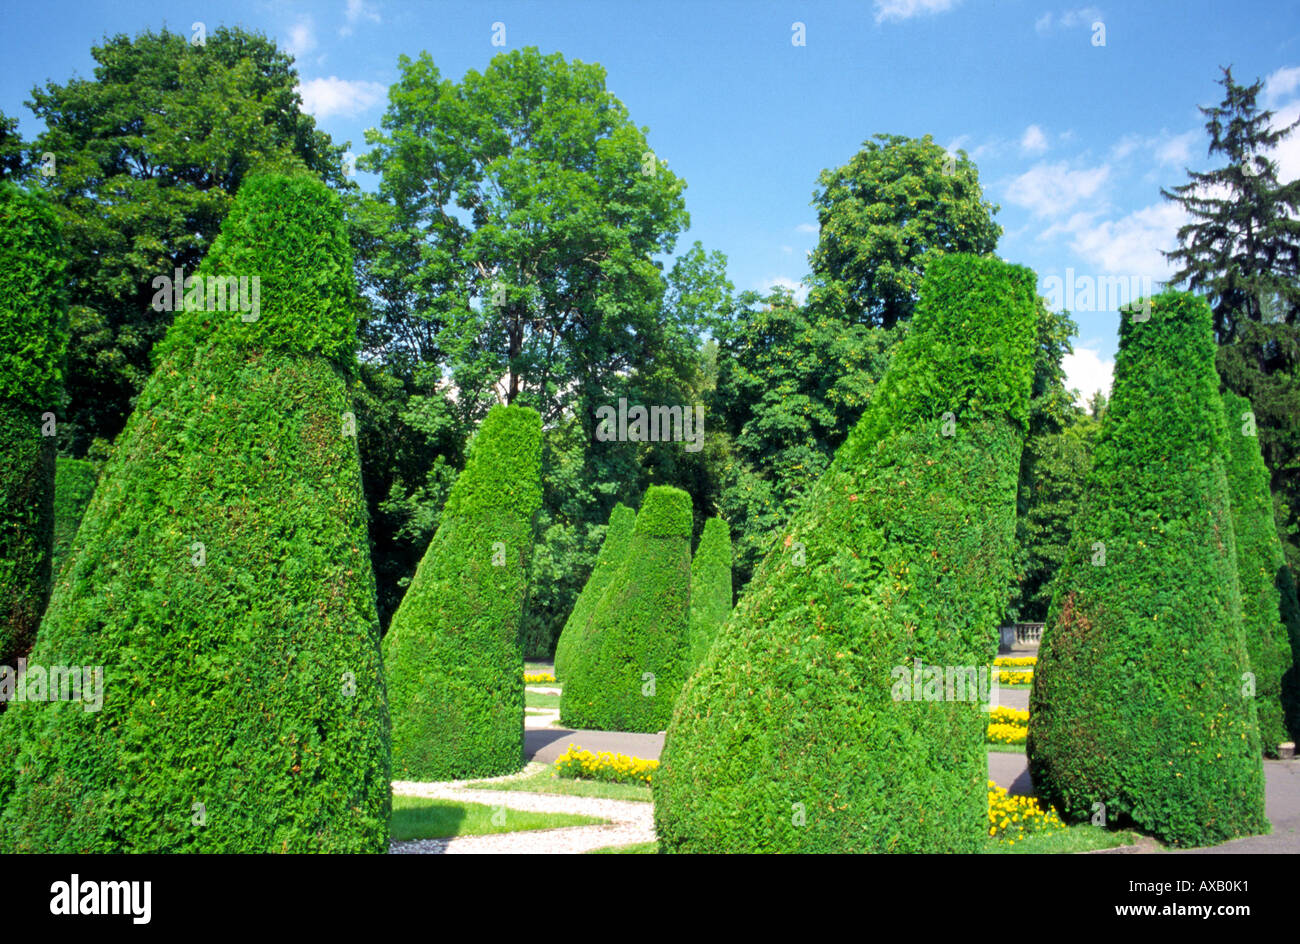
[51,458,97,578]
[553,502,634,681]
[560,485,693,733]
[686,517,732,674]
[0,184,67,664]
[383,403,543,780]
[653,254,1039,852]
[0,172,392,852]
[1220,390,1298,754]
[1027,292,1266,847]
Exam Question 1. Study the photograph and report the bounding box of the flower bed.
[987,780,1065,843]
[555,744,657,785]
[525,672,557,684]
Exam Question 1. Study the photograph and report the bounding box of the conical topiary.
[1028,293,1266,847]
[0,184,67,664]
[560,485,693,733]
[51,458,97,579]
[553,502,635,681]
[1220,390,1298,754]
[0,172,392,852]
[654,254,1039,852]
[383,403,543,780]
[685,517,732,674]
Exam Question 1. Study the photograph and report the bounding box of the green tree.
[0,184,67,663]
[24,27,348,458]
[382,403,543,780]
[0,111,26,181]
[810,133,1002,329]
[561,485,693,733]
[713,285,897,588]
[554,502,635,680]
[1028,293,1266,847]
[1162,68,1300,575]
[0,173,391,852]
[686,517,732,674]
[1221,390,1300,753]
[51,458,97,578]
[655,254,1039,852]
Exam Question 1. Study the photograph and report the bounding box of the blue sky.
[4,0,1299,401]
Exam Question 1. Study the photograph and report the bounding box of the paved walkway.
[389,764,653,854]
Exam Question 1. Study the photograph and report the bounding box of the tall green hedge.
[51,458,97,578]
[1221,390,1299,753]
[554,502,634,680]
[560,485,693,733]
[0,184,67,664]
[654,254,1038,852]
[383,403,543,780]
[686,517,732,674]
[0,172,392,852]
[1027,292,1266,847]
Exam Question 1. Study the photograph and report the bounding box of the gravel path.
[389,763,654,854]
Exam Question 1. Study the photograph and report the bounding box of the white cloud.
[340,0,381,36]
[1153,130,1198,168]
[1004,161,1110,217]
[875,0,959,24]
[1035,7,1104,33]
[285,18,316,59]
[795,222,819,234]
[1264,65,1300,107]
[1062,346,1113,405]
[1064,201,1186,279]
[759,276,809,304]
[1021,124,1049,155]
[297,77,387,118]
[1269,99,1300,182]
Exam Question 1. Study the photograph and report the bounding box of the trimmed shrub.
[0,184,67,664]
[51,458,97,578]
[383,403,543,780]
[686,517,732,673]
[553,502,635,680]
[653,254,1039,852]
[1027,293,1266,847]
[560,486,693,733]
[1221,390,1298,753]
[0,172,391,852]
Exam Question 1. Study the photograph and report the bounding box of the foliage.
[23,26,349,458]
[654,254,1039,852]
[1162,68,1300,578]
[1028,292,1267,847]
[553,503,635,680]
[810,133,1002,329]
[0,184,67,663]
[1220,390,1299,752]
[0,173,391,852]
[51,458,96,578]
[986,782,1066,844]
[686,517,732,674]
[382,403,543,780]
[560,486,693,733]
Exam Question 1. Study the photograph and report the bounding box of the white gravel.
[389,764,655,854]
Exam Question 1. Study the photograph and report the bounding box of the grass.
[589,841,659,854]
[525,689,561,709]
[390,794,605,841]
[983,824,1144,854]
[471,764,653,803]
[998,683,1033,691]
[986,742,1027,753]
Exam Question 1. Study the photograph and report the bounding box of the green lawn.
[471,764,653,803]
[986,742,1027,753]
[589,841,659,853]
[983,824,1144,854]
[525,689,560,709]
[390,794,605,841]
